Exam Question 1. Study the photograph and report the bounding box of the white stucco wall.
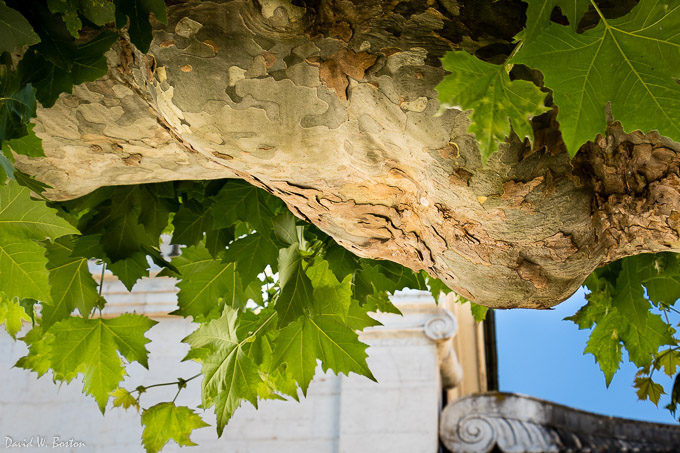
[0,276,450,453]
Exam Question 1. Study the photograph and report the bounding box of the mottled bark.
[16,0,680,308]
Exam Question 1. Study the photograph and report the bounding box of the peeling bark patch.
[330,21,353,42]
[315,49,377,101]
[543,232,578,262]
[212,151,233,160]
[501,176,544,206]
[122,153,143,166]
[516,260,549,289]
[180,64,193,72]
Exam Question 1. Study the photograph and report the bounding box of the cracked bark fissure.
[14,0,680,309]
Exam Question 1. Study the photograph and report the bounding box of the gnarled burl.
[16,0,680,308]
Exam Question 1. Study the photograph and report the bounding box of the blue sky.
[495,287,678,424]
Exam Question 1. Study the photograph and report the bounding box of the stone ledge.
[440,392,680,453]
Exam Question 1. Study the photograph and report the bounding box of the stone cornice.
[440,392,680,453]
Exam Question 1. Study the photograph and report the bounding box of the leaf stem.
[136,373,202,393]
[589,0,607,24]
[99,262,106,296]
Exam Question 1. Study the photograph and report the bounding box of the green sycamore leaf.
[183,308,275,435]
[345,299,381,331]
[0,82,37,146]
[565,289,612,330]
[23,1,77,71]
[70,30,119,85]
[108,251,149,291]
[0,0,40,53]
[18,30,117,108]
[0,294,29,338]
[0,235,52,302]
[354,260,427,315]
[426,274,453,303]
[619,311,676,369]
[211,181,277,233]
[584,310,623,386]
[100,210,147,261]
[141,403,209,453]
[222,232,278,284]
[469,302,489,322]
[0,179,76,239]
[31,62,72,108]
[42,236,103,329]
[110,387,139,411]
[513,0,680,156]
[2,122,44,157]
[437,50,549,164]
[275,243,314,326]
[204,228,233,258]
[307,259,352,321]
[0,180,78,301]
[273,211,297,245]
[521,0,590,44]
[47,0,116,37]
[271,315,374,396]
[324,242,360,282]
[269,318,318,396]
[655,348,680,378]
[606,255,675,368]
[643,253,680,306]
[49,314,157,412]
[47,0,83,38]
[170,244,240,319]
[15,326,53,377]
[635,376,665,405]
[171,204,214,247]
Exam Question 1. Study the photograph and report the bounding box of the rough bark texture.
[16,0,680,308]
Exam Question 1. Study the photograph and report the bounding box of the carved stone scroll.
[440,392,680,453]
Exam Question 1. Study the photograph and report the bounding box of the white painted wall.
[0,277,452,453]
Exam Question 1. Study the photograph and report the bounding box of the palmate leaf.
[0,180,76,239]
[43,235,103,329]
[0,82,36,146]
[522,0,590,44]
[49,314,157,412]
[635,376,665,405]
[573,253,678,387]
[18,30,117,108]
[141,403,209,453]
[0,236,52,301]
[584,310,623,386]
[271,315,374,396]
[211,180,282,234]
[0,294,29,338]
[275,243,314,326]
[437,50,549,164]
[47,0,115,37]
[15,326,53,377]
[655,348,680,377]
[108,251,150,291]
[168,244,241,319]
[3,122,44,157]
[0,0,40,54]
[183,309,276,435]
[306,259,352,322]
[513,0,680,156]
[0,180,78,301]
[110,387,139,411]
[171,204,214,247]
[222,232,279,283]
